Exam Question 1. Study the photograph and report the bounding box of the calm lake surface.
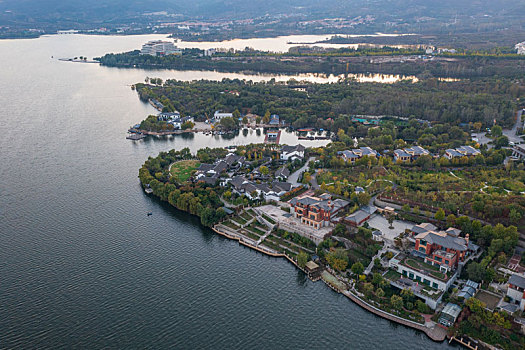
[0,34,456,349]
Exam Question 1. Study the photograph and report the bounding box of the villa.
[444,146,481,160]
[394,146,429,163]
[413,224,479,272]
[290,194,349,229]
[340,147,378,164]
[507,274,525,311]
[281,144,305,161]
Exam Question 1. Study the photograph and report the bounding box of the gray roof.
[213,161,228,174]
[290,196,348,214]
[272,181,292,192]
[201,175,219,185]
[230,176,247,190]
[361,205,377,215]
[275,166,290,178]
[197,163,214,172]
[415,230,469,252]
[345,210,371,224]
[459,286,476,300]
[224,154,244,166]
[465,280,479,289]
[509,274,525,289]
[411,223,437,235]
[394,149,411,158]
[407,146,429,156]
[445,149,464,158]
[281,144,305,154]
[445,227,462,237]
[441,303,462,319]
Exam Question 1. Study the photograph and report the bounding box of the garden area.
[170,160,200,183]
[402,257,449,281]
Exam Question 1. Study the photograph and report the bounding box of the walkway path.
[288,157,315,186]
[364,246,387,275]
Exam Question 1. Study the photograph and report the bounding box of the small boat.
[147,212,153,216]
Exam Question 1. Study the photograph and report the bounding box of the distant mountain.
[0,0,523,33]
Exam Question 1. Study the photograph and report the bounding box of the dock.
[126,133,146,140]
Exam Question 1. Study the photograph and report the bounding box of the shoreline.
[210,224,447,342]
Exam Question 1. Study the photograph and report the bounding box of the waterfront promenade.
[212,222,448,342]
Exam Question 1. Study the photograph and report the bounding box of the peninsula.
[139,137,524,349]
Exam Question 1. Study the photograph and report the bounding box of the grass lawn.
[384,269,402,281]
[240,212,252,221]
[231,216,247,225]
[170,160,200,183]
[404,258,448,280]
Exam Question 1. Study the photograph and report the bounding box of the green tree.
[233,109,241,120]
[363,283,374,296]
[466,262,485,282]
[259,165,269,175]
[390,295,403,310]
[446,214,457,228]
[509,209,522,223]
[376,288,385,298]
[491,125,502,137]
[351,261,364,275]
[263,110,271,124]
[435,208,446,221]
[327,248,349,271]
[181,121,194,130]
[372,272,383,286]
[297,251,308,268]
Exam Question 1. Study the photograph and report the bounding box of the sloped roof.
[275,166,290,178]
[509,274,525,289]
[282,144,305,154]
[415,230,468,252]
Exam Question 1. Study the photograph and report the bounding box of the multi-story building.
[507,274,525,311]
[340,147,378,164]
[140,40,182,56]
[413,224,478,272]
[394,146,429,163]
[290,195,349,229]
[444,146,481,160]
[281,144,305,161]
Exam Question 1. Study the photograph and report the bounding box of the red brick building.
[413,225,478,272]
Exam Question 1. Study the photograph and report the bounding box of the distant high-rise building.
[140,40,181,56]
[516,42,525,55]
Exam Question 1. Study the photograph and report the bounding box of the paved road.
[288,156,315,186]
[506,109,524,143]
[473,109,524,147]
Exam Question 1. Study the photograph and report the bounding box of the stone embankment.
[211,222,448,343]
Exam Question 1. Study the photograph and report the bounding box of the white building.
[140,40,182,56]
[507,274,525,311]
[213,111,233,121]
[281,144,305,161]
[515,42,525,55]
[204,48,217,57]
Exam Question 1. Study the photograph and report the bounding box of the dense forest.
[134,79,519,128]
[98,50,525,79]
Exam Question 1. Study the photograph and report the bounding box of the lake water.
[36,34,420,83]
[0,34,456,349]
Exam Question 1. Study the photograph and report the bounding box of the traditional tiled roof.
[411,223,437,235]
[281,144,305,154]
[415,230,468,252]
[272,181,292,192]
[275,166,290,178]
[509,274,525,289]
